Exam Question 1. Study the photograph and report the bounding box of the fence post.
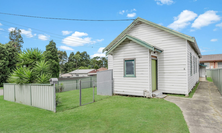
[30,85,32,106]
[79,80,82,106]
[93,81,95,102]
[54,83,56,113]
[14,84,16,102]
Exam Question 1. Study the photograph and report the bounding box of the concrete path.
[0,89,3,96]
[165,81,222,133]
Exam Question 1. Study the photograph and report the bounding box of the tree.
[57,50,67,74]
[101,57,108,68]
[67,52,75,72]
[44,40,60,78]
[5,42,18,73]
[74,53,81,69]
[0,44,10,86]
[80,51,90,67]
[9,28,24,52]
[8,49,51,84]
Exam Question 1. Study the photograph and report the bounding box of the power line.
[0,12,135,21]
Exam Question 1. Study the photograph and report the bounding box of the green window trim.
[124,59,136,77]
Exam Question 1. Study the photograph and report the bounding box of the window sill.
[124,76,136,78]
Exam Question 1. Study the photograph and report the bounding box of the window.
[218,62,222,68]
[190,53,192,76]
[196,58,198,73]
[124,59,135,77]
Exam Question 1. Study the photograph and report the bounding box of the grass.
[167,82,199,98]
[0,88,189,133]
[207,77,213,82]
[0,87,3,89]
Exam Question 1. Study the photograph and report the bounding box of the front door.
[152,59,157,91]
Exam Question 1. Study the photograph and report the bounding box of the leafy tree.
[67,52,75,72]
[101,57,108,68]
[0,44,10,86]
[17,48,44,69]
[9,28,24,52]
[5,42,18,73]
[74,53,81,69]
[57,50,67,74]
[80,51,90,67]
[8,49,52,84]
[78,66,90,69]
[44,40,60,77]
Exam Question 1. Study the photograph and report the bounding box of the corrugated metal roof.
[200,54,222,62]
[69,69,95,74]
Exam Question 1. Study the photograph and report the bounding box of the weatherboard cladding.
[112,41,151,96]
[187,41,199,93]
[104,17,200,55]
[127,22,188,94]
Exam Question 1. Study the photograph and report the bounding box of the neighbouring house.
[60,73,72,78]
[69,69,95,77]
[103,17,201,96]
[88,67,108,76]
[200,54,222,69]
[199,64,207,78]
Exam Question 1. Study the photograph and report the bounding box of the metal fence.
[57,76,97,92]
[56,77,110,112]
[3,83,56,112]
[207,69,222,95]
[97,70,113,96]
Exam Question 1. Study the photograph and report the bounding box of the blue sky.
[0,0,222,57]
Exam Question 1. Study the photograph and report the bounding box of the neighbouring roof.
[106,34,163,55]
[200,54,222,62]
[97,67,108,71]
[60,73,72,77]
[69,69,95,74]
[103,17,201,58]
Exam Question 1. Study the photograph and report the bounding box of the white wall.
[111,41,151,96]
[127,23,187,94]
[108,55,113,70]
[187,41,199,93]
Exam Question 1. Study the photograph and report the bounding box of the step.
[152,90,163,97]
[155,94,167,99]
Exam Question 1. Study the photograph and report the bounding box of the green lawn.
[0,87,3,89]
[167,82,199,98]
[207,77,213,82]
[0,89,189,133]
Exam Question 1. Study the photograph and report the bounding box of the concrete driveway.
[165,81,222,133]
[0,89,3,96]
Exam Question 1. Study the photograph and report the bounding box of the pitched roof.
[97,67,108,71]
[69,69,95,74]
[200,54,222,62]
[106,34,163,55]
[103,17,201,57]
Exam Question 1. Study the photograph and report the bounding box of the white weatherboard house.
[103,17,201,97]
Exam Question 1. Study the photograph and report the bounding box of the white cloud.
[8,27,36,38]
[127,13,136,18]
[155,0,174,5]
[59,46,74,51]
[62,31,103,47]
[192,10,221,29]
[91,47,106,58]
[213,28,217,31]
[200,49,206,52]
[62,31,72,35]
[211,39,218,42]
[0,23,2,26]
[119,10,125,15]
[38,34,50,41]
[168,10,197,30]
[216,22,222,28]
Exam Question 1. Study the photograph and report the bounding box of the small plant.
[59,83,64,92]
[56,95,61,106]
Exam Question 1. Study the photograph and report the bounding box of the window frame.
[124,58,136,77]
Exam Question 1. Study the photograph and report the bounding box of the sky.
[0,0,222,57]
